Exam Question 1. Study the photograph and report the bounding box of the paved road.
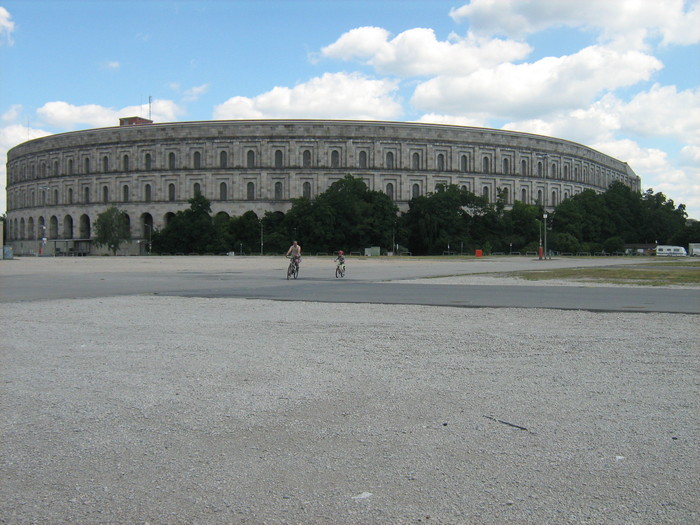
[1,256,698,313]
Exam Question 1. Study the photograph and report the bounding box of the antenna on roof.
[148,96,152,121]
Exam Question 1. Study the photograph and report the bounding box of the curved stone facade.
[5,119,639,255]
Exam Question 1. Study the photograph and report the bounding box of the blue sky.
[1,0,699,219]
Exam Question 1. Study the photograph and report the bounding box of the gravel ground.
[2,293,698,524]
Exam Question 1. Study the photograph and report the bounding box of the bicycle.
[287,256,299,280]
[335,262,346,278]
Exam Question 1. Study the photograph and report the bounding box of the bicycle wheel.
[340,266,345,278]
[287,263,293,280]
[336,267,341,278]
[293,264,299,279]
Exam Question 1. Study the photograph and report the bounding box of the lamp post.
[543,212,548,260]
[259,219,264,256]
[39,185,49,256]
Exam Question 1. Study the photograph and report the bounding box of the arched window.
[302,150,311,168]
[564,165,569,180]
[219,182,227,201]
[169,152,176,169]
[574,167,578,181]
[193,151,201,169]
[521,188,527,202]
[537,189,543,205]
[413,152,420,170]
[193,182,201,195]
[220,151,228,168]
[68,188,73,204]
[102,185,109,203]
[331,150,340,168]
[521,159,527,176]
[386,151,394,169]
[168,183,176,201]
[145,184,152,202]
[53,189,59,204]
[53,161,59,176]
[503,158,509,175]
[551,191,557,206]
[122,185,129,202]
[501,187,509,204]
[550,163,556,178]
[79,214,91,239]
[537,161,543,177]
[145,153,152,170]
[386,182,394,200]
[461,155,468,172]
[437,154,445,171]
[274,182,283,200]
[247,150,255,168]
[68,159,74,175]
[84,158,90,174]
[103,156,109,173]
[359,151,368,169]
[123,154,129,171]
[483,156,490,173]
[482,186,489,201]
[246,181,255,200]
[84,187,90,204]
[303,181,311,199]
[275,150,283,168]
[412,183,420,198]
[63,215,73,239]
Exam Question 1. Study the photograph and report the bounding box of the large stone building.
[5,119,640,255]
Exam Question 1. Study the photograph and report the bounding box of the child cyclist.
[334,250,346,275]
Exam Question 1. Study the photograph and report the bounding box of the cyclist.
[286,240,302,270]
[334,250,346,270]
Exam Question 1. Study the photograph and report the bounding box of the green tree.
[94,206,132,255]
[401,184,490,255]
[284,175,398,253]
[152,192,218,254]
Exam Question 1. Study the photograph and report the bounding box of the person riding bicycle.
[334,250,345,270]
[286,240,302,269]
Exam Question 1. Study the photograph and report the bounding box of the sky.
[1,0,699,219]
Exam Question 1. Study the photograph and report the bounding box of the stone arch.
[79,214,91,239]
[63,215,74,239]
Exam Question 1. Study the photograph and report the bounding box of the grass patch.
[511,260,700,286]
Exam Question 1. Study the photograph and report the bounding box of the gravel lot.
[1,258,698,524]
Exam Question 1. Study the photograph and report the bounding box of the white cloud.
[213,72,402,121]
[410,45,662,119]
[415,113,487,127]
[0,6,15,46]
[105,61,120,70]
[2,104,22,123]
[617,84,700,144]
[449,0,700,49]
[36,99,183,129]
[321,26,531,77]
[183,84,209,102]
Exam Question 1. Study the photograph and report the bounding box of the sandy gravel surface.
[2,290,698,524]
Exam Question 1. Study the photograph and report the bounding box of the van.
[655,245,687,257]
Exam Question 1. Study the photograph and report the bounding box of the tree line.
[94,175,698,256]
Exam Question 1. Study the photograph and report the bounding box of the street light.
[543,212,548,260]
[39,185,49,256]
[260,219,264,256]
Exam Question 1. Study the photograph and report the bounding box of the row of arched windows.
[11,148,622,184]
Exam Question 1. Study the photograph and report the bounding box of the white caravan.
[655,245,687,257]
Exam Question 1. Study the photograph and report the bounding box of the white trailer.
[655,245,687,257]
[688,243,700,257]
